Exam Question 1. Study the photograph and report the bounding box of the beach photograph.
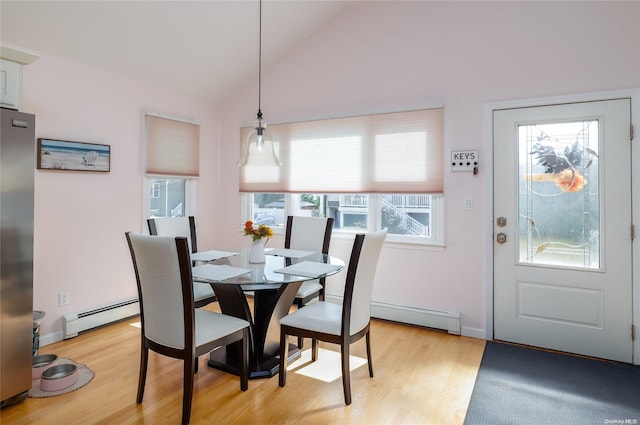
[37,139,110,172]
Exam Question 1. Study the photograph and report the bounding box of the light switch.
[464,197,473,210]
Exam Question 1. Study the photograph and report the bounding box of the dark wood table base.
[207,342,301,379]
[206,279,304,379]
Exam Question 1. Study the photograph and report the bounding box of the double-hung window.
[240,108,444,245]
[143,113,199,220]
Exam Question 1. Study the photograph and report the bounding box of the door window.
[518,120,600,269]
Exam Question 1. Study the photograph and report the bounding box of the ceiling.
[0,1,356,103]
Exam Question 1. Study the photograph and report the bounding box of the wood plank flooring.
[1,306,485,425]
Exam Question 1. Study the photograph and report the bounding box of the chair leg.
[194,356,199,373]
[136,345,149,403]
[311,339,319,362]
[341,343,352,405]
[366,330,374,377]
[295,299,304,349]
[240,328,249,391]
[182,356,196,425]
[278,328,289,387]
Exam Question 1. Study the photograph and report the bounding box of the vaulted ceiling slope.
[0,1,355,103]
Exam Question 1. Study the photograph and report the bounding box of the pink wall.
[20,1,640,343]
[22,54,219,342]
[217,1,640,336]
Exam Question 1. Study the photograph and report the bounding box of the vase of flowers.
[244,220,273,263]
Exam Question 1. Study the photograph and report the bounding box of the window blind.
[239,108,443,193]
[145,114,200,177]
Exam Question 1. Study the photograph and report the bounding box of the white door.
[493,99,633,363]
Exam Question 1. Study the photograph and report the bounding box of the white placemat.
[190,250,238,262]
[273,261,342,278]
[266,248,317,258]
[192,264,251,281]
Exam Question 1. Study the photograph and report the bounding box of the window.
[148,178,186,218]
[243,193,444,245]
[143,113,199,220]
[150,182,160,199]
[240,108,445,244]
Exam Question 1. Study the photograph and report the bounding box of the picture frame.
[37,138,110,172]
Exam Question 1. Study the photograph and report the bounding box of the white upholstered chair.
[147,216,217,308]
[278,230,387,405]
[125,232,249,425]
[284,215,334,347]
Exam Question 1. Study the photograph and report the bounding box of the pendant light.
[237,0,282,167]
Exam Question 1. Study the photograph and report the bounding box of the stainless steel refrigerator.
[0,108,35,407]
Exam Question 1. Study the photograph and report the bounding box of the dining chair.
[125,232,249,425]
[284,215,334,347]
[278,229,387,405]
[147,216,217,308]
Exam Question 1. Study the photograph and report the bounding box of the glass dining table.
[191,248,345,379]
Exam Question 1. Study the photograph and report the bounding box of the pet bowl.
[32,354,58,379]
[40,364,78,392]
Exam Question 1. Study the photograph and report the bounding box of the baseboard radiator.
[63,298,140,339]
[325,295,460,335]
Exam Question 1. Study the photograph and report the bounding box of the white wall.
[22,54,220,343]
[216,1,640,337]
[21,1,640,344]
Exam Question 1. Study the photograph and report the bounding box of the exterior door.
[493,99,633,363]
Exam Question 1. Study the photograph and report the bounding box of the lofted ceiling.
[0,0,356,103]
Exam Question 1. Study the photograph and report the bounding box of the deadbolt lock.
[497,217,507,227]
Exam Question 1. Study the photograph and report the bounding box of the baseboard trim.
[39,330,64,348]
[325,295,461,335]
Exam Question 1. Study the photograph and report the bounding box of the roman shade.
[239,108,444,194]
[145,114,200,177]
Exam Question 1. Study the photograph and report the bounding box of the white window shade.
[239,108,443,193]
[145,114,200,177]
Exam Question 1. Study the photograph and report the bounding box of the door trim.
[485,88,640,365]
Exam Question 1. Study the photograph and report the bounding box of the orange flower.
[243,220,273,241]
[555,169,586,192]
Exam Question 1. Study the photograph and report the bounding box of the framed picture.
[37,138,110,172]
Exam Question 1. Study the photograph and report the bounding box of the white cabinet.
[0,59,22,110]
[1,46,39,111]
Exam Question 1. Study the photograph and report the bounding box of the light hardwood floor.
[1,306,485,425]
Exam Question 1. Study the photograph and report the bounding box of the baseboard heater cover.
[63,298,140,339]
[325,295,460,335]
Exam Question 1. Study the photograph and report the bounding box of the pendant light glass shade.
[237,0,282,168]
[237,112,282,167]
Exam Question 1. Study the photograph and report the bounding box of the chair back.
[126,232,195,350]
[147,216,198,254]
[285,216,334,253]
[343,230,387,336]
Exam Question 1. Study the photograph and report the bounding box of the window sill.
[330,231,446,251]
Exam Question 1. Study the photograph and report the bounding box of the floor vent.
[62,298,140,339]
[325,295,461,335]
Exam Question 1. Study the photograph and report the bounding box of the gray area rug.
[464,341,640,425]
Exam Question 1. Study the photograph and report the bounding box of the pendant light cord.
[257,0,263,120]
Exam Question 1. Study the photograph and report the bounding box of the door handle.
[496,233,507,244]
